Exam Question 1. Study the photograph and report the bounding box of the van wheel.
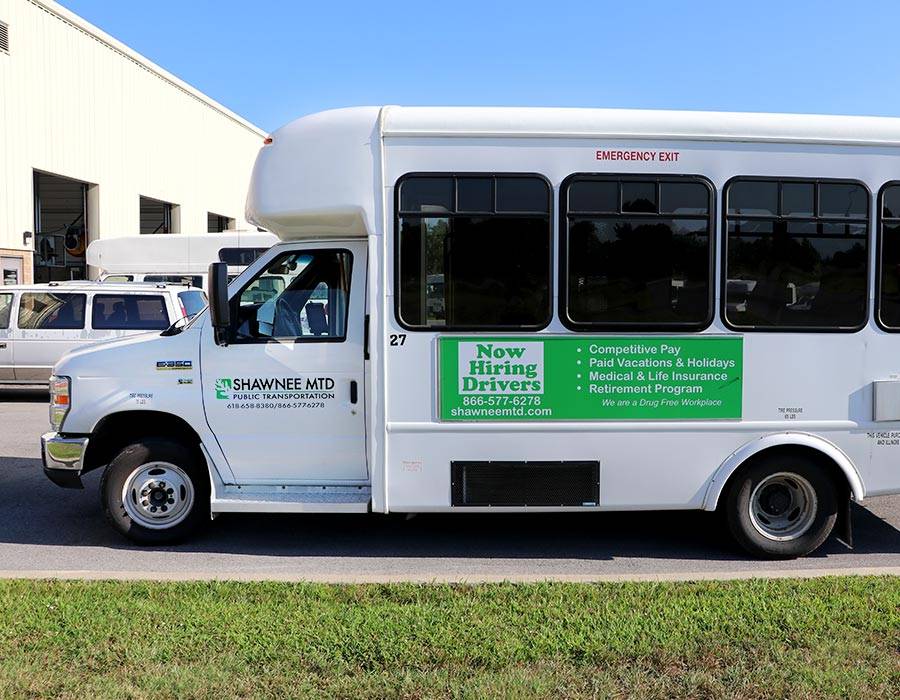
[101,438,208,545]
[724,453,838,559]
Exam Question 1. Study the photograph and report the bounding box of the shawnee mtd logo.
[215,378,233,400]
[214,376,335,400]
[457,341,544,394]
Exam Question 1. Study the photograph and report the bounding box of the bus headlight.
[49,376,71,431]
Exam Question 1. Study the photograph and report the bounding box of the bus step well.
[211,485,371,514]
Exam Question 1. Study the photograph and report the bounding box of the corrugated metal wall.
[0,0,267,280]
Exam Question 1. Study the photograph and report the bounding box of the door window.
[233,250,351,341]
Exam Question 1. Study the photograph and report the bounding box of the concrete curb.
[0,566,897,584]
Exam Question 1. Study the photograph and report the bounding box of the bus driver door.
[201,241,367,484]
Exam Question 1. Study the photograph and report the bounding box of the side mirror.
[208,262,231,346]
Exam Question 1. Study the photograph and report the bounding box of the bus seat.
[305,302,328,335]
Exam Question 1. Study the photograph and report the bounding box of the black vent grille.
[0,22,8,53]
[451,461,600,507]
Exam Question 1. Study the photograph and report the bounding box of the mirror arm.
[214,326,229,347]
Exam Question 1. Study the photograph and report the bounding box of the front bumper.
[40,432,89,489]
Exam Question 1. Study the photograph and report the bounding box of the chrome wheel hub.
[122,462,194,530]
[749,472,817,541]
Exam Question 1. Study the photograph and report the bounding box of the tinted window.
[660,182,709,215]
[144,274,204,288]
[819,183,867,218]
[621,181,656,213]
[495,177,550,213]
[563,177,713,329]
[92,294,169,330]
[102,275,134,282]
[883,186,900,218]
[728,180,778,216]
[569,181,617,213]
[0,294,12,329]
[233,250,351,341]
[397,175,551,329]
[457,178,493,212]
[724,179,868,330]
[178,291,208,319]
[18,293,86,330]
[782,183,814,217]
[878,184,900,329]
[399,178,453,213]
[218,248,268,266]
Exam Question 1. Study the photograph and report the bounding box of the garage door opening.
[140,196,178,234]
[33,171,91,283]
[207,212,235,233]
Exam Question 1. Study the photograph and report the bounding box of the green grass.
[0,577,897,699]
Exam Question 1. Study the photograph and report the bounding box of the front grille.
[451,461,600,507]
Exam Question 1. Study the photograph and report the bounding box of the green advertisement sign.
[438,336,743,421]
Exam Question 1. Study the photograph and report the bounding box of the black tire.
[724,453,838,559]
[100,438,209,545]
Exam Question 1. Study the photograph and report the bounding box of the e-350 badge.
[156,360,193,371]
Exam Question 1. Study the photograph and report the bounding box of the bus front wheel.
[724,453,838,559]
[101,438,209,545]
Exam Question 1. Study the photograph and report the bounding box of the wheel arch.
[702,432,864,511]
[82,410,206,476]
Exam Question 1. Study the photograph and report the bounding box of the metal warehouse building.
[0,0,266,283]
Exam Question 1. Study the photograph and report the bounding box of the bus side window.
[724,178,869,331]
[877,183,900,331]
[561,176,714,331]
[396,174,552,330]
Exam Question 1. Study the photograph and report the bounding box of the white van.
[39,106,900,558]
[87,232,278,290]
[1,282,206,383]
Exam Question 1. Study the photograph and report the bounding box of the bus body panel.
[374,130,900,511]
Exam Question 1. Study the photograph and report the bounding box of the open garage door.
[33,172,90,283]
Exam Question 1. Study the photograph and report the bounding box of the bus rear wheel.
[724,453,838,559]
[101,438,208,545]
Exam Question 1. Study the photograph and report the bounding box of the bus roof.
[246,106,900,241]
[379,106,900,145]
[86,232,277,273]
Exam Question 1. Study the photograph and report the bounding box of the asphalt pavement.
[1,388,898,582]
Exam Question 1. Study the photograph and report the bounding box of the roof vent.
[0,21,8,54]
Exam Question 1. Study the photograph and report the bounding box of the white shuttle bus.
[41,107,900,558]
[87,232,278,289]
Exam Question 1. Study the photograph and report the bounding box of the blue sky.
[59,0,900,133]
